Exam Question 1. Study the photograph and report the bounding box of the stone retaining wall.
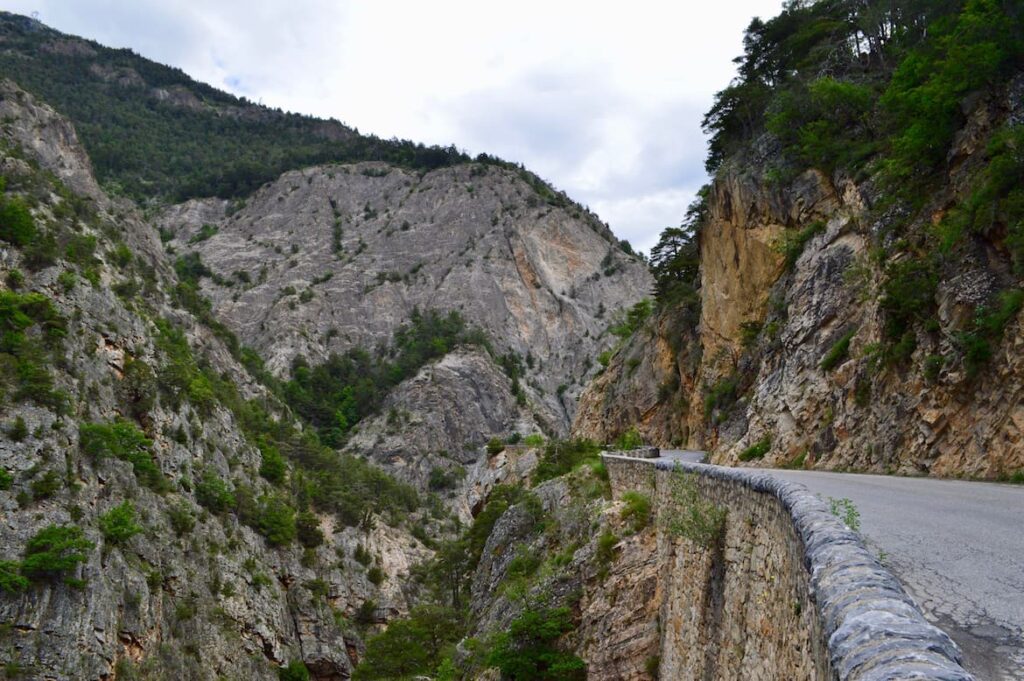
[603,454,974,681]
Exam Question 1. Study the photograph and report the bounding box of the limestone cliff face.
[575,86,1024,480]
[572,311,698,447]
[158,161,651,487]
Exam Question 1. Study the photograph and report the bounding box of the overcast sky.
[7,0,783,253]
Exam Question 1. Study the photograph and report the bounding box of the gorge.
[1,2,1023,680]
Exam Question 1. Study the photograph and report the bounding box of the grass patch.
[820,328,856,371]
[738,436,771,462]
[620,491,652,533]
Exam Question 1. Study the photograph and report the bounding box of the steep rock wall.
[157,162,652,435]
[575,85,1024,480]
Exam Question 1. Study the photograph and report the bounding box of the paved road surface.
[658,450,1024,681]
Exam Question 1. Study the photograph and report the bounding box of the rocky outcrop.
[572,310,698,446]
[343,347,540,491]
[0,79,101,199]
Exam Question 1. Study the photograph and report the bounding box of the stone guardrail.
[602,453,974,681]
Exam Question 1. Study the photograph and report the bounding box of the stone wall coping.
[601,454,975,681]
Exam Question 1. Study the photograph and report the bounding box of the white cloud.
[6,0,784,252]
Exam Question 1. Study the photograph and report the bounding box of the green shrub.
[767,78,877,173]
[256,495,296,546]
[278,661,310,681]
[0,291,67,409]
[523,433,545,447]
[57,270,77,292]
[79,420,167,492]
[486,606,585,680]
[65,234,98,269]
[296,511,324,549]
[827,497,861,532]
[609,299,653,339]
[0,468,12,490]
[258,440,287,484]
[120,359,156,421]
[820,329,856,371]
[30,470,62,500]
[777,221,825,271]
[354,599,378,625]
[960,289,1024,378]
[880,1,1020,187]
[506,548,542,581]
[596,530,618,570]
[620,491,652,532]
[194,471,235,513]
[614,426,644,450]
[6,268,24,289]
[353,544,373,566]
[367,566,385,586]
[739,320,762,348]
[0,560,29,593]
[923,354,945,383]
[703,374,739,421]
[0,194,36,246]
[110,243,133,269]
[533,439,601,483]
[428,465,462,491]
[646,655,661,678]
[738,436,771,462]
[188,224,218,244]
[21,524,94,582]
[880,258,938,344]
[352,605,462,680]
[7,416,28,442]
[99,501,143,545]
[486,437,505,456]
[166,502,195,536]
[782,451,808,470]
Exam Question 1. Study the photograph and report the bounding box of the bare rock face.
[158,161,651,485]
[572,311,698,447]
[343,347,540,490]
[158,163,649,422]
[0,78,101,199]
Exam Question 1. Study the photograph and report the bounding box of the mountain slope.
[0,79,445,679]
[0,11,464,203]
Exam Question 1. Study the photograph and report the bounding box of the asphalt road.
[658,450,1024,681]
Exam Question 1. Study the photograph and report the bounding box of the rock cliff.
[157,160,650,488]
[574,76,1024,481]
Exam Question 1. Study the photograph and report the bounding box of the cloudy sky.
[7,0,783,253]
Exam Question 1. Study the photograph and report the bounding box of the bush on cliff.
[486,606,585,680]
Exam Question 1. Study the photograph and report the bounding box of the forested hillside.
[0,12,594,209]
